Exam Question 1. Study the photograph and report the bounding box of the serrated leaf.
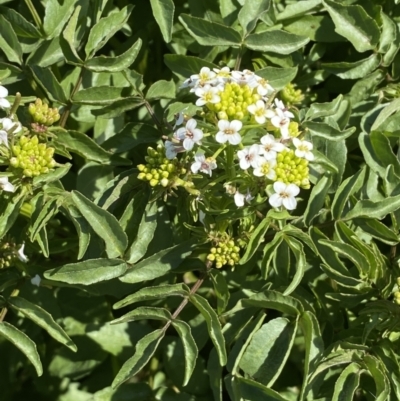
[72,191,128,258]
[85,5,133,58]
[111,306,171,324]
[114,283,189,309]
[120,240,195,283]
[8,297,76,352]
[0,14,22,64]
[84,39,142,73]
[146,80,176,100]
[150,0,174,43]
[112,329,165,388]
[189,293,227,366]
[238,0,271,36]
[179,14,241,46]
[323,0,380,53]
[172,320,198,386]
[126,200,158,264]
[245,30,309,54]
[44,258,127,285]
[0,322,42,376]
[239,217,270,264]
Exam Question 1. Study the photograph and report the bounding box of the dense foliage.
[2,0,400,400]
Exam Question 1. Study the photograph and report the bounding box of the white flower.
[0,176,15,192]
[195,84,221,106]
[18,243,28,262]
[270,108,292,138]
[0,118,22,133]
[234,189,254,207]
[260,134,286,160]
[237,144,262,170]
[255,77,274,97]
[191,67,218,87]
[216,120,242,145]
[191,153,217,176]
[213,67,231,83]
[180,77,196,89]
[253,157,277,180]
[0,130,8,147]
[173,110,186,129]
[293,138,314,161]
[269,181,300,210]
[31,275,41,287]
[165,140,184,159]
[0,85,10,109]
[174,119,203,150]
[231,70,258,87]
[247,100,272,125]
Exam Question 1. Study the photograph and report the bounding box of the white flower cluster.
[169,67,315,211]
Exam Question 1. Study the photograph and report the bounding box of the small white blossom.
[237,144,262,170]
[174,119,203,150]
[191,67,218,87]
[191,153,217,176]
[0,176,15,192]
[173,111,186,129]
[31,275,41,287]
[253,157,277,180]
[247,100,272,125]
[0,130,8,147]
[255,77,274,97]
[269,181,300,210]
[274,99,295,118]
[165,140,184,159]
[213,67,231,83]
[231,70,258,87]
[293,138,314,161]
[270,108,292,138]
[18,243,28,262]
[216,120,242,145]
[260,134,286,160]
[0,85,10,109]
[180,77,196,89]
[234,189,254,207]
[195,84,221,106]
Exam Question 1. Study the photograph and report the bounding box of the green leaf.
[303,121,355,141]
[323,0,380,53]
[150,0,174,43]
[284,237,306,295]
[43,0,78,39]
[0,322,43,376]
[84,39,142,73]
[208,349,223,401]
[305,95,343,120]
[362,355,390,401]
[277,0,322,21]
[321,54,380,79]
[91,97,144,118]
[0,193,26,240]
[53,128,130,166]
[119,240,195,283]
[44,258,127,285]
[172,320,198,386]
[354,218,399,245]
[239,217,270,264]
[344,195,400,220]
[332,363,361,401]
[126,200,158,264]
[189,294,227,366]
[179,14,241,46]
[371,98,400,132]
[72,86,131,105]
[164,54,217,79]
[67,205,91,260]
[0,7,41,38]
[7,297,77,352]
[245,30,309,55]
[242,290,304,315]
[261,233,283,279]
[29,197,58,242]
[32,164,72,186]
[112,329,165,389]
[210,270,230,314]
[255,66,298,90]
[85,5,133,58]
[238,0,271,36]
[102,123,161,153]
[237,377,290,401]
[114,283,189,309]
[72,191,128,258]
[111,306,172,324]
[59,6,83,65]
[146,80,176,100]
[331,168,365,220]
[240,317,297,386]
[304,175,331,226]
[0,14,22,64]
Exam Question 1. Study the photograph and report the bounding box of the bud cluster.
[10,135,56,177]
[275,150,310,189]
[280,83,304,105]
[0,239,20,269]
[28,98,60,126]
[137,145,186,187]
[206,237,241,269]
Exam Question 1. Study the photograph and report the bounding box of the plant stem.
[0,287,20,323]
[59,69,84,128]
[24,0,43,32]
[143,98,165,136]
[234,45,244,71]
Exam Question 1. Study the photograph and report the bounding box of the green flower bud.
[276,149,310,189]
[280,83,304,105]
[29,98,61,127]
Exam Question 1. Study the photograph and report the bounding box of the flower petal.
[269,193,283,208]
[273,181,287,193]
[282,196,297,210]
[286,184,300,197]
[230,120,243,132]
